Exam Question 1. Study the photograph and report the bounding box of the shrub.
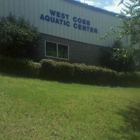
[40,59,74,81]
[40,59,117,85]
[101,40,136,72]
[133,49,140,71]
[0,56,41,78]
[0,13,39,59]
[117,72,140,87]
[0,57,140,87]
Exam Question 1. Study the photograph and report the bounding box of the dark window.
[46,42,57,57]
[46,41,69,60]
[58,44,68,59]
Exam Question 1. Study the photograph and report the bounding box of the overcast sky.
[77,0,130,13]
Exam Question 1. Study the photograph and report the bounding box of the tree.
[0,13,39,59]
[104,0,140,48]
[100,39,136,71]
[118,0,140,70]
[100,0,140,70]
[118,0,124,6]
[119,0,140,47]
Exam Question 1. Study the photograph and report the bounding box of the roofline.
[64,0,119,16]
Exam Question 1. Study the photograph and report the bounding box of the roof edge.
[64,0,120,16]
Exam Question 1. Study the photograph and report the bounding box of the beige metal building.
[0,0,127,65]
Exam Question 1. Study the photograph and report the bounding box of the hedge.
[117,72,140,87]
[39,59,74,81]
[40,59,117,85]
[0,56,140,87]
[0,56,41,78]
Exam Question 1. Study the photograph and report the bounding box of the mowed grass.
[0,73,140,140]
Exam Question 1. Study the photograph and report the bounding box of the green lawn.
[0,72,140,140]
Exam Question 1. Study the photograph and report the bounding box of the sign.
[40,9,98,33]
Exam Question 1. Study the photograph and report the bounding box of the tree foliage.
[0,13,39,59]
[102,0,140,47]
[100,0,140,71]
[118,0,140,69]
[101,40,135,71]
[119,0,140,47]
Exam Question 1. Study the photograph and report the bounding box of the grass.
[0,72,140,140]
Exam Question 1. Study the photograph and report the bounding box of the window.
[45,41,69,60]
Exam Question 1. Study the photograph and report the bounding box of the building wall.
[0,0,127,47]
[0,0,128,65]
[36,33,103,65]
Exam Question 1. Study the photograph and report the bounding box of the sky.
[77,0,130,13]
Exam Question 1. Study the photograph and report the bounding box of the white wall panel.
[0,0,127,47]
[61,1,70,39]
[38,0,44,33]
[14,0,20,17]
[24,0,30,21]
[88,8,96,45]
[34,0,39,27]
[29,0,35,24]
[69,2,77,41]
[0,0,4,16]
[8,0,15,16]
[18,0,24,17]
[3,0,9,16]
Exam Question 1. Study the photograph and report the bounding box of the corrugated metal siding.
[0,0,126,47]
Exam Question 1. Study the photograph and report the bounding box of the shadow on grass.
[111,103,140,140]
[0,71,140,88]
[0,72,39,80]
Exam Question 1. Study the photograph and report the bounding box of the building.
[0,0,128,65]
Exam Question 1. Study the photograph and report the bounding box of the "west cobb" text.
[40,9,98,33]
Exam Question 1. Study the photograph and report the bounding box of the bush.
[40,59,117,85]
[0,56,41,78]
[1,57,140,87]
[0,13,39,59]
[40,59,74,81]
[101,40,136,72]
[117,72,140,87]
[133,49,140,71]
